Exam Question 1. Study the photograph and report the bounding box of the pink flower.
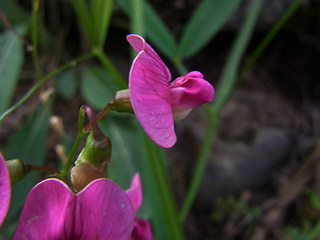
[0,152,11,227]
[126,174,152,240]
[13,178,136,240]
[127,34,214,148]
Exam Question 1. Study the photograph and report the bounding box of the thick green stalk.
[0,53,94,122]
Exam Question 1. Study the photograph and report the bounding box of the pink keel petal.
[169,71,215,110]
[129,50,176,148]
[14,179,135,240]
[126,173,142,213]
[13,179,75,240]
[0,153,10,227]
[131,217,152,240]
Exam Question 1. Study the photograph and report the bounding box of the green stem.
[29,164,61,175]
[174,59,188,76]
[31,0,41,80]
[60,108,86,178]
[180,0,264,222]
[179,108,217,221]
[0,53,94,122]
[93,49,128,89]
[144,136,185,240]
[83,103,112,132]
[238,0,303,81]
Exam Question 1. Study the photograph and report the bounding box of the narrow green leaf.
[80,66,119,109]
[71,0,95,46]
[178,0,242,59]
[0,27,24,114]
[2,103,50,222]
[55,69,78,100]
[214,0,263,113]
[90,0,113,49]
[144,2,177,61]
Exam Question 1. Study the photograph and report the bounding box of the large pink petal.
[125,173,142,213]
[169,71,214,110]
[129,50,176,148]
[14,179,135,240]
[13,179,75,240]
[0,153,10,227]
[74,179,135,240]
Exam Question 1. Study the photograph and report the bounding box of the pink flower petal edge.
[0,152,11,227]
[126,173,153,240]
[127,34,214,148]
[131,217,153,240]
[13,178,135,240]
[126,173,142,213]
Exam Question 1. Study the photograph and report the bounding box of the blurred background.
[0,0,319,239]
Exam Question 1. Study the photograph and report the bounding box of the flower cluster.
[0,34,214,239]
[13,174,149,240]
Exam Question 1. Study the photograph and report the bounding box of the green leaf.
[214,0,263,113]
[81,66,119,110]
[144,2,177,61]
[55,69,78,100]
[71,0,94,46]
[2,103,50,223]
[178,0,241,59]
[71,0,113,49]
[90,0,114,49]
[0,27,25,114]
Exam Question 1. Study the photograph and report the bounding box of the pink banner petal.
[74,179,135,240]
[13,179,75,239]
[129,50,176,148]
[127,34,171,81]
[14,178,135,240]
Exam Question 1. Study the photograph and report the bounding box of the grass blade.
[178,0,242,59]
